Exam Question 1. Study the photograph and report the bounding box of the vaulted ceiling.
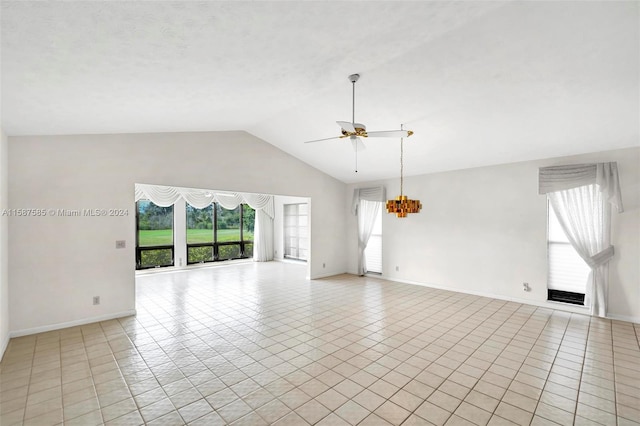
[1,1,638,183]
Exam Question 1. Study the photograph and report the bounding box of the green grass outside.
[138,228,254,246]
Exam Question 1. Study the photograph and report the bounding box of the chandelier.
[386,125,422,217]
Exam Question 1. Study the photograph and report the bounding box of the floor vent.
[548,289,585,305]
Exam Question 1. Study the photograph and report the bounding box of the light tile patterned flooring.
[1,262,639,426]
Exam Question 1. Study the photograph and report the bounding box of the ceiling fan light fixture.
[386,125,422,218]
[303,74,415,173]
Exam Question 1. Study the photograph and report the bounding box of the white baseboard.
[365,271,640,323]
[379,275,640,323]
[9,310,137,338]
[136,259,253,276]
[607,313,640,324]
[310,271,346,280]
[378,274,596,315]
[0,332,10,361]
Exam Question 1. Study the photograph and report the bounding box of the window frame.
[135,200,175,270]
[283,203,308,261]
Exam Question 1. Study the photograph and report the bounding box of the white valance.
[538,162,624,213]
[352,186,386,215]
[135,183,274,218]
[134,185,181,207]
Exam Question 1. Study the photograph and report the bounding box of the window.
[186,203,254,264]
[186,204,214,263]
[136,200,174,269]
[364,201,382,274]
[284,203,308,261]
[547,202,590,304]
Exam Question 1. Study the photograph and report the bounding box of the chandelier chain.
[400,137,404,196]
[400,124,404,196]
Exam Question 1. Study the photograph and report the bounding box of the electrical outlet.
[395,266,399,272]
[523,282,530,292]
[322,263,326,268]
[93,296,100,305]
[115,240,126,249]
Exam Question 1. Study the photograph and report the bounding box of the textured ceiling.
[1,1,638,183]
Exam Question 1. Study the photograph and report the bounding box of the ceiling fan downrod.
[349,74,359,125]
[350,74,360,173]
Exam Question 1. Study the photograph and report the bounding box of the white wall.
[347,147,640,322]
[8,131,347,335]
[0,128,9,358]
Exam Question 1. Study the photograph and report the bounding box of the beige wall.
[347,147,640,322]
[8,131,347,335]
[5,130,638,343]
[0,128,8,357]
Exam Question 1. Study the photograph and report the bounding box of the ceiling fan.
[304,73,414,154]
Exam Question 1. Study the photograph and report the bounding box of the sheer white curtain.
[548,185,611,316]
[253,208,274,262]
[352,186,385,276]
[539,163,623,317]
[357,200,381,275]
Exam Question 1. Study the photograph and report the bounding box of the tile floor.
[1,262,639,425]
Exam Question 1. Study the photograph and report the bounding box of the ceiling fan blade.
[337,121,356,133]
[364,129,413,138]
[350,136,366,152]
[303,136,341,144]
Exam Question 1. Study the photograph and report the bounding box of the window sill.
[135,258,253,275]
